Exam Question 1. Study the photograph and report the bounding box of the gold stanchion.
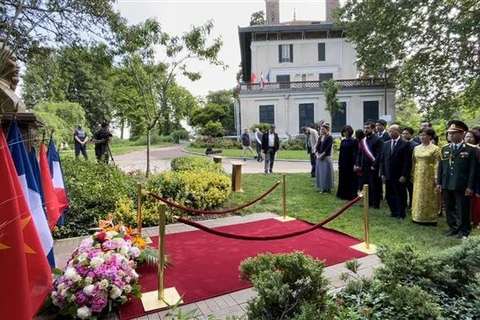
[350,184,377,254]
[141,203,182,311]
[275,175,295,222]
[137,183,143,234]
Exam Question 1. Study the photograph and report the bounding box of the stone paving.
[52,213,382,320]
[47,144,380,319]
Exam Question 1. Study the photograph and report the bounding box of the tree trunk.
[146,129,151,178]
[120,118,125,140]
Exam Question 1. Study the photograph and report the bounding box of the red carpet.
[119,218,367,319]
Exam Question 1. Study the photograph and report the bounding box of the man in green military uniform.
[437,120,478,239]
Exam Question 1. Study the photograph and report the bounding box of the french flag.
[40,141,60,230]
[47,138,69,225]
[7,121,55,268]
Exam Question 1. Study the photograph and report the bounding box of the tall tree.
[323,79,342,122]
[189,89,235,135]
[338,0,480,119]
[1,0,123,61]
[250,11,266,26]
[22,44,115,130]
[115,18,225,176]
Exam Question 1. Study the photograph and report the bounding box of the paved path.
[114,141,313,174]
[51,213,381,320]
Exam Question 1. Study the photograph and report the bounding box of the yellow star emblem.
[0,217,36,254]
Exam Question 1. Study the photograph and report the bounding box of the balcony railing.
[238,78,393,92]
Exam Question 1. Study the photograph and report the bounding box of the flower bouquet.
[49,216,163,319]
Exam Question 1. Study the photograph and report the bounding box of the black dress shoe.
[444,230,458,237]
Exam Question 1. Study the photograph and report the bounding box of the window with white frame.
[259,105,275,125]
[279,44,293,63]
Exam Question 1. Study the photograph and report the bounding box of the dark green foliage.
[171,129,189,143]
[189,137,242,149]
[250,123,273,133]
[336,239,480,319]
[55,159,137,238]
[280,137,306,151]
[240,252,334,320]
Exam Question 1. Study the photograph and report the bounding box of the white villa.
[237,0,396,137]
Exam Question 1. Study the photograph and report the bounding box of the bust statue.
[0,43,26,113]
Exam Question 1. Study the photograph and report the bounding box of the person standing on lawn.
[262,124,279,173]
[437,121,478,239]
[302,126,319,178]
[254,128,263,162]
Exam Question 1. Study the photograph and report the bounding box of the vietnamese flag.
[0,127,52,319]
[40,141,60,230]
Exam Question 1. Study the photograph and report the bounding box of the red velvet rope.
[177,196,362,241]
[148,181,281,215]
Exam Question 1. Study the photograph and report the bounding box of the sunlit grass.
[220,172,476,256]
[185,147,340,160]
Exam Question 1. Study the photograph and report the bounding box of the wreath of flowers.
[49,217,159,319]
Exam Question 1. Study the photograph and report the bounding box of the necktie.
[454,145,458,152]
[391,140,396,155]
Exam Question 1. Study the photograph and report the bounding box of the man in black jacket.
[381,124,412,220]
[262,124,280,174]
[355,122,383,209]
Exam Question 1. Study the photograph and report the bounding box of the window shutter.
[278,45,282,63]
[289,44,293,62]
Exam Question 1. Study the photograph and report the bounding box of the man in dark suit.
[437,120,478,239]
[375,119,391,141]
[355,121,384,209]
[381,125,412,220]
[262,124,280,174]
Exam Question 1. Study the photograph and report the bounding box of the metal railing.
[239,78,392,92]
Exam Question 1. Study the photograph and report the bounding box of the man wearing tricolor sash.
[355,121,383,209]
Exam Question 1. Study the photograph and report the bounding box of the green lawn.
[59,141,173,159]
[185,146,340,160]
[218,172,476,256]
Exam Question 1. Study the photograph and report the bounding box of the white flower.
[84,277,93,285]
[109,286,122,299]
[90,256,104,267]
[100,279,109,288]
[119,245,129,256]
[106,231,118,239]
[129,246,141,258]
[64,268,77,280]
[77,306,92,319]
[83,284,95,296]
[123,285,132,293]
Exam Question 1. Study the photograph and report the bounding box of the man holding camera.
[92,122,112,163]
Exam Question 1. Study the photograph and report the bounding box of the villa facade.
[237,1,396,137]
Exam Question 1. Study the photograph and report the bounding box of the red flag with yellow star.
[0,127,52,319]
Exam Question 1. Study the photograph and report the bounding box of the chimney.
[265,0,279,25]
[325,0,340,23]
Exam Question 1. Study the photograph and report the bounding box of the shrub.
[250,123,271,133]
[200,121,224,137]
[335,238,480,319]
[55,159,137,238]
[188,137,241,149]
[145,168,231,216]
[111,195,177,227]
[333,138,341,151]
[170,156,223,173]
[239,252,334,320]
[171,129,189,143]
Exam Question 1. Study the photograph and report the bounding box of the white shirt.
[268,133,275,147]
